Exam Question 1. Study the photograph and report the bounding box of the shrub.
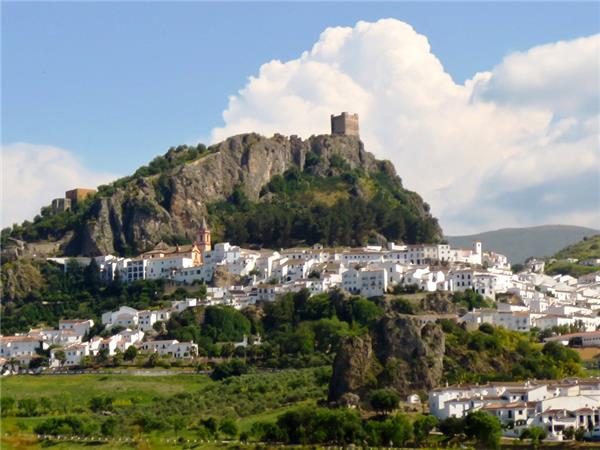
[369,389,400,414]
[17,398,38,417]
[219,418,238,437]
[1,397,15,416]
[413,414,438,444]
[365,414,412,446]
[89,396,113,413]
[276,407,364,445]
[211,359,248,381]
[34,416,98,436]
[464,411,501,450]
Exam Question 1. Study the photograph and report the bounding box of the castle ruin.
[330,112,359,137]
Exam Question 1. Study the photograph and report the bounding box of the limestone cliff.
[9,132,442,256]
[328,313,445,402]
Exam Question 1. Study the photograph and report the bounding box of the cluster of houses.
[429,379,600,441]
[47,223,600,337]
[49,221,513,304]
[4,222,600,372]
[461,271,600,332]
[0,294,266,371]
[0,299,202,369]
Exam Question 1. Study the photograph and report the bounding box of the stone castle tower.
[330,112,359,137]
[198,217,212,253]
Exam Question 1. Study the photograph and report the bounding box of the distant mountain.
[446,225,600,264]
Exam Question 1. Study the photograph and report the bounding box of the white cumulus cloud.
[211,18,600,234]
[1,143,117,228]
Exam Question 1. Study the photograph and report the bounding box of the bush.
[17,398,38,417]
[34,416,98,436]
[250,421,286,441]
[89,396,113,413]
[520,426,546,447]
[365,414,412,446]
[124,345,138,361]
[211,359,249,381]
[464,411,501,450]
[276,407,364,445]
[1,397,15,416]
[219,418,238,437]
[100,417,119,436]
[413,414,438,444]
[369,389,400,414]
[438,416,465,437]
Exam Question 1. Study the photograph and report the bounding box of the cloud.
[1,143,117,228]
[211,19,600,234]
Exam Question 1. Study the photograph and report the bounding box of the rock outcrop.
[58,133,441,256]
[328,313,445,402]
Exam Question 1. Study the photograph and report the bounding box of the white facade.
[0,336,45,362]
[58,319,94,337]
[429,380,600,440]
[141,340,198,358]
[102,306,139,329]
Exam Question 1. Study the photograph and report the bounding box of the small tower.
[198,217,212,253]
[473,241,482,255]
[330,112,359,137]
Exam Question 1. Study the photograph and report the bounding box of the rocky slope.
[6,132,443,256]
[328,312,445,402]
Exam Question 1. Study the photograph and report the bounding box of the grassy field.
[0,369,329,450]
[1,373,207,404]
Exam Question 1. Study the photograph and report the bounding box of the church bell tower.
[198,217,212,253]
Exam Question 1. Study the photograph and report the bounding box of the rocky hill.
[328,313,445,401]
[328,302,584,404]
[3,133,443,256]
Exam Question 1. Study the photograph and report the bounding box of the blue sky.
[2,2,599,233]
[3,2,599,174]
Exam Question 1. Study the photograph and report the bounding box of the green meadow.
[0,368,328,450]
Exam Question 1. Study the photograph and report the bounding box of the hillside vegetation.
[2,133,441,256]
[545,234,600,277]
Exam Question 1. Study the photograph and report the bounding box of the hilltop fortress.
[330,112,359,137]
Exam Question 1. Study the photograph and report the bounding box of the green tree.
[53,349,66,366]
[413,414,438,446]
[464,411,502,450]
[95,348,110,364]
[370,389,400,414]
[220,342,235,358]
[520,426,547,448]
[219,418,238,438]
[83,259,102,293]
[211,359,248,381]
[202,306,251,342]
[438,416,465,437]
[124,345,138,361]
[34,416,98,436]
[350,297,382,325]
